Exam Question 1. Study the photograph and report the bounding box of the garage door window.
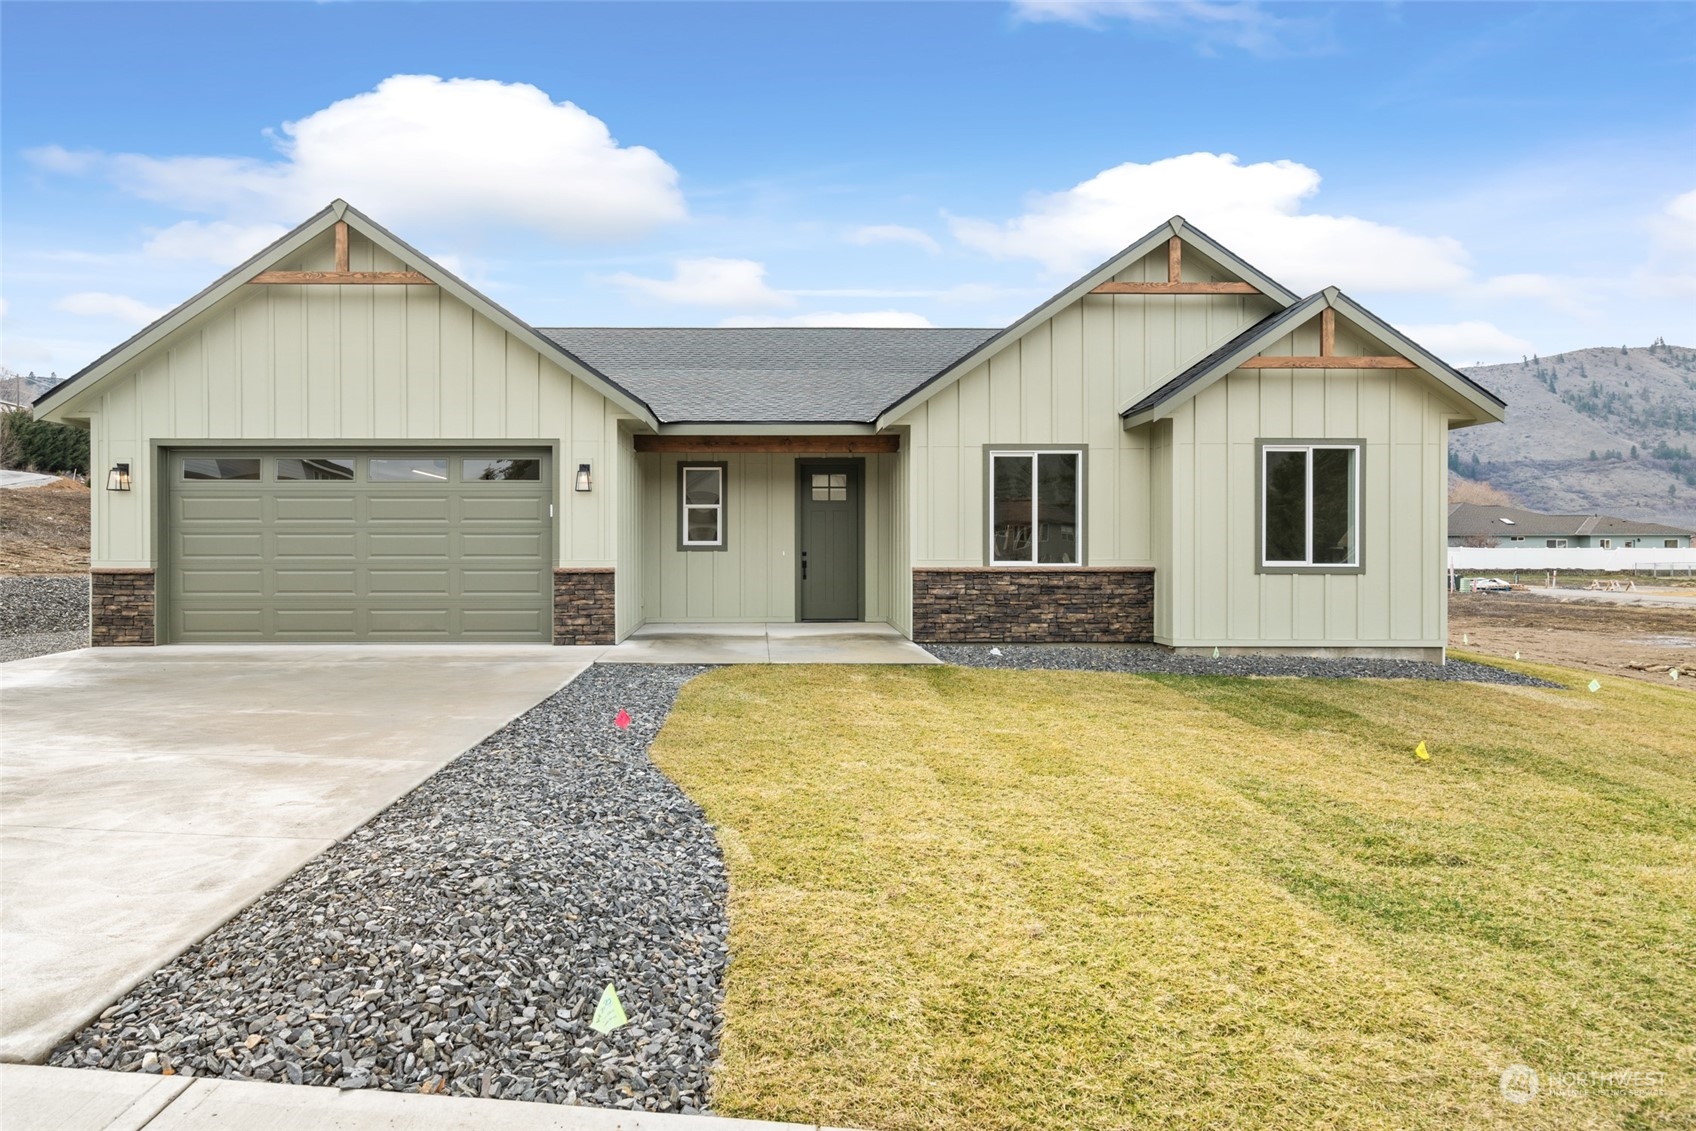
[370,458,449,482]
[463,458,541,481]
[276,457,354,481]
[182,457,260,481]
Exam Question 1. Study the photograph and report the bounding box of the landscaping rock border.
[48,664,730,1114]
[926,643,1559,686]
[0,575,88,663]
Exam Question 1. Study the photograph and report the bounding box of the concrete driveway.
[0,644,599,1064]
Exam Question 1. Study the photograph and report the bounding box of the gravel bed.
[49,664,729,1113]
[925,643,1558,686]
[0,575,89,662]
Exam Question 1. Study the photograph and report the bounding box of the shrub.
[0,409,89,476]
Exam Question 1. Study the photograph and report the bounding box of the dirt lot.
[1450,591,1695,688]
[0,478,90,574]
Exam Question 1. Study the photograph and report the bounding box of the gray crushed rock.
[49,664,729,1114]
[0,575,88,662]
[925,643,1558,686]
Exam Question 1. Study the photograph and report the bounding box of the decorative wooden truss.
[1089,237,1259,295]
[248,221,434,285]
[633,434,899,454]
[1239,308,1415,369]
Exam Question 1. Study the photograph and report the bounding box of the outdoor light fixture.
[575,463,593,492]
[106,463,131,491]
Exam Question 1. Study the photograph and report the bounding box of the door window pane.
[463,458,540,481]
[182,457,260,480]
[991,455,1034,563]
[1036,453,1079,564]
[1310,447,1355,564]
[811,472,848,501]
[1262,449,1308,563]
[370,458,449,482]
[276,457,354,481]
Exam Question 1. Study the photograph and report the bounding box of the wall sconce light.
[106,463,132,492]
[574,463,593,492]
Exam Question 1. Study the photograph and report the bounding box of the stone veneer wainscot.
[91,568,156,647]
[553,568,615,645]
[912,566,1154,644]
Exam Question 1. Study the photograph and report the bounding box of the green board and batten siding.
[58,226,630,576]
[164,450,552,642]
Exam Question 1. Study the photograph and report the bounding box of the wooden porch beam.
[634,434,899,454]
[334,220,349,273]
[1239,355,1415,369]
[1090,281,1259,295]
[248,270,434,285]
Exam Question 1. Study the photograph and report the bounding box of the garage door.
[164,450,552,642]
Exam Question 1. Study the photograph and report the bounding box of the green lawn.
[650,657,1696,1131]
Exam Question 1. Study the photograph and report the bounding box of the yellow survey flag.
[591,983,628,1035]
[1415,741,1430,761]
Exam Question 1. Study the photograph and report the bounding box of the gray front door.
[797,460,862,621]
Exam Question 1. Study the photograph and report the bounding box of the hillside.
[1451,341,1696,527]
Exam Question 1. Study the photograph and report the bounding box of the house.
[1448,503,1693,550]
[34,200,1506,658]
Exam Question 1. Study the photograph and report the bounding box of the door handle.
[801,550,808,581]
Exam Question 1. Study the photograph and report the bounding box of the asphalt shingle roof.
[538,327,999,424]
[1447,503,1693,539]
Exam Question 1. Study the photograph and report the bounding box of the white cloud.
[53,292,168,327]
[1650,188,1696,255]
[1641,188,1696,296]
[1011,0,1325,57]
[142,220,289,265]
[719,310,935,328]
[609,258,794,310]
[949,152,1471,294]
[26,75,685,242]
[848,224,942,254]
[1395,320,1534,366]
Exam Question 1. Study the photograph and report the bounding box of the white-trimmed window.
[1546,538,1568,548]
[1600,538,1614,550]
[1260,442,1361,570]
[988,449,1083,565]
[680,464,726,549]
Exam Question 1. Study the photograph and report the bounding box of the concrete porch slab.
[0,647,593,1065]
[600,623,939,665]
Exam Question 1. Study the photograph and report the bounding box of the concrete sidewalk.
[0,1065,851,1131]
[0,646,595,1064]
[599,623,939,665]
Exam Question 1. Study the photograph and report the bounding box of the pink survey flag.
[615,709,632,730]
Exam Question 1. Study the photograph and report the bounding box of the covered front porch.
[612,431,911,642]
[597,621,938,664]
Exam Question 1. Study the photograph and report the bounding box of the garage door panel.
[275,496,358,522]
[369,496,452,522]
[166,449,551,643]
[462,569,548,594]
[275,533,359,559]
[177,496,266,522]
[180,533,265,558]
[274,570,359,595]
[461,496,549,522]
[461,533,546,558]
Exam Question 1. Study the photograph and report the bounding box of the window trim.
[981,445,1087,567]
[677,461,729,552]
[1254,438,1365,575]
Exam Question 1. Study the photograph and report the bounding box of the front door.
[797,460,863,621]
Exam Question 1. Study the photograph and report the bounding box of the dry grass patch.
[651,660,1695,1130]
[0,478,89,574]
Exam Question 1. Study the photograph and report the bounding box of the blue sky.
[3,0,1693,380]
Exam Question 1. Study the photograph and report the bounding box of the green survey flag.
[591,983,628,1034]
[1588,679,1601,693]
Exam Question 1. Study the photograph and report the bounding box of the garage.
[163,449,553,642]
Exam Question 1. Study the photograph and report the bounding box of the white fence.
[1448,546,1696,574]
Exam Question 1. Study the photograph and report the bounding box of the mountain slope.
[1451,342,1696,527]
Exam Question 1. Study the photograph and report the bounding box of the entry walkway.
[597,622,939,665]
[0,1064,851,1130]
[0,646,594,1065]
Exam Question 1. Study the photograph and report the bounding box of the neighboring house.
[35,200,1505,657]
[1448,503,1693,550]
